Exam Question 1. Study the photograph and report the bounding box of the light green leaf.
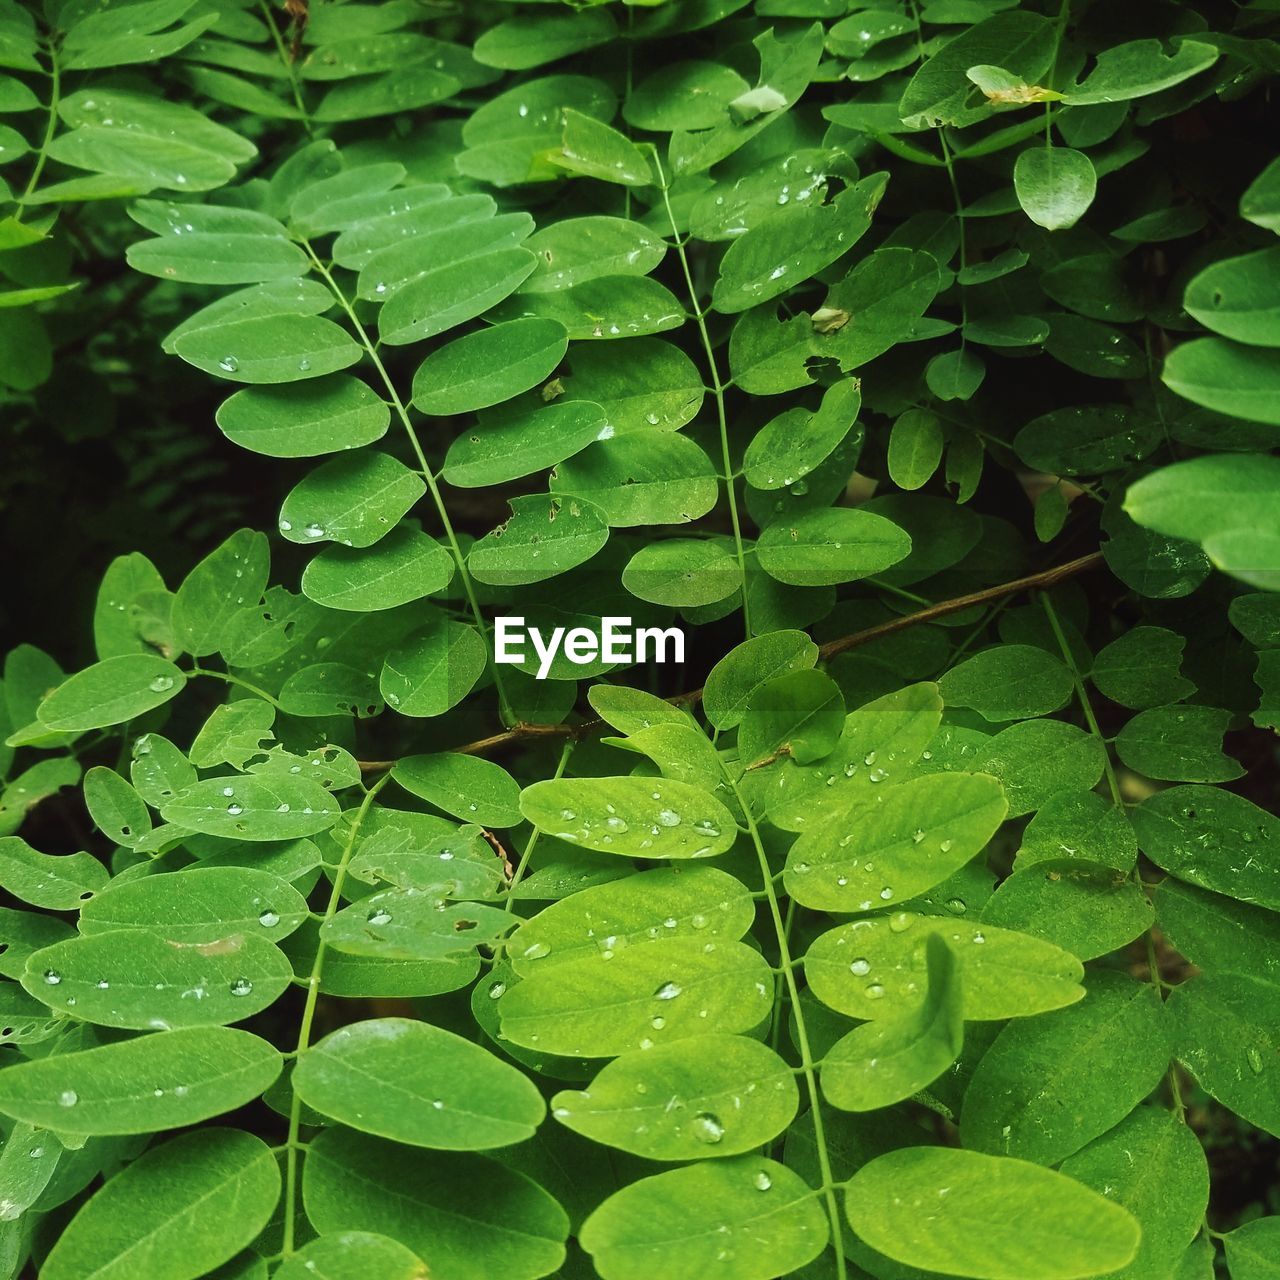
[441,399,608,488]
[217,376,391,457]
[380,619,487,718]
[473,9,616,71]
[279,452,425,549]
[822,933,963,1112]
[738,669,844,766]
[0,838,108,909]
[622,539,742,608]
[1061,38,1218,105]
[393,754,521,828]
[580,1157,827,1280]
[845,1147,1140,1280]
[0,1026,282,1134]
[1014,146,1096,230]
[301,526,454,611]
[490,274,685,341]
[938,645,1074,722]
[744,380,861,490]
[961,972,1170,1163]
[1225,1219,1280,1280]
[41,1129,279,1280]
[469,494,610,587]
[553,109,653,186]
[560,337,702,433]
[275,1233,428,1280]
[973,719,1106,816]
[624,60,750,132]
[784,772,1007,911]
[1155,878,1280,986]
[92,551,173,661]
[174,314,362,384]
[499,937,773,1056]
[23,928,293,1028]
[520,777,736,860]
[756,507,911,586]
[172,528,269,656]
[411,318,568,415]
[36,655,186,732]
[304,1129,568,1280]
[1242,157,1280,235]
[295,1017,545,1149]
[806,912,1082,1022]
[323,888,515,961]
[553,1034,797,1160]
[1185,247,1280,347]
[1162,341,1280,427]
[161,775,341,840]
[521,217,665,294]
[702,631,819,730]
[887,408,945,491]
[127,232,308,285]
[1091,626,1195,709]
[507,865,754,975]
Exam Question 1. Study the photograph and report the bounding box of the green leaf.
[844,1147,1140,1280]
[217,376,391,457]
[961,972,1170,1164]
[469,494,610,587]
[0,837,108,909]
[1241,158,1280,235]
[172,528,269,657]
[939,645,1074,722]
[1125,454,1280,588]
[79,866,309,942]
[161,775,341,840]
[1169,973,1280,1137]
[621,539,743,608]
[551,1034,796,1159]
[499,938,774,1056]
[756,508,911,586]
[1162,341,1280,427]
[41,1129,279,1280]
[411,318,568,415]
[1060,1108,1209,1280]
[711,174,888,314]
[1132,785,1280,909]
[0,1026,282,1134]
[323,888,515,961]
[1014,146,1097,231]
[295,1017,545,1149]
[1115,705,1243,783]
[520,777,736,860]
[554,109,653,186]
[559,337,702,433]
[624,60,750,132]
[1091,626,1195,709]
[822,933,963,1112]
[36,655,186,732]
[1061,38,1219,105]
[380,619,487,718]
[744,380,861,490]
[275,1233,429,1280]
[441,399,608,488]
[393,754,521,827]
[580,1157,828,1280]
[174,314,362,384]
[887,408,944,491]
[304,1128,568,1280]
[279,452,425,549]
[23,927,293,1029]
[301,526,454,611]
[507,866,754,975]
[702,631,819,729]
[1155,878,1280,986]
[473,9,616,71]
[522,216,666,294]
[1014,405,1161,476]
[1185,247,1280,347]
[738,669,844,766]
[491,274,685,341]
[127,231,308,285]
[1225,1219,1280,1280]
[784,772,1007,912]
[806,912,1082,1022]
[973,719,1106,816]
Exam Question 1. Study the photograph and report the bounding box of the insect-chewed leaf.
[1060,37,1218,105]
[552,1034,798,1160]
[83,765,152,848]
[1132,785,1280,909]
[295,1017,545,1149]
[469,493,610,587]
[498,937,773,1057]
[41,1129,280,1280]
[36,654,186,732]
[507,866,754,975]
[0,837,108,909]
[275,1232,429,1280]
[702,630,819,730]
[23,927,293,1028]
[393,753,521,827]
[580,1157,828,1280]
[783,773,1006,911]
[961,972,1171,1164]
[301,526,455,611]
[322,888,517,961]
[805,912,1082,1022]
[217,375,391,457]
[844,1147,1140,1280]
[822,933,963,1112]
[161,774,341,840]
[1169,973,1280,1137]
[0,1026,282,1133]
[304,1128,569,1280]
[79,866,309,942]
[519,776,736,859]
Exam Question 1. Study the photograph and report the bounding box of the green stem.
[303,245,512,721]
[654,156,753,637]
[15,39,60,214]
[259,0,314,136]
[506,740,574,897]
[725,773,846,1277]
[189,664,287,712]
[282,773,390,1255]
[937,129,969,332]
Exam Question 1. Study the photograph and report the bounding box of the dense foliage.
[1,0,1279,1276]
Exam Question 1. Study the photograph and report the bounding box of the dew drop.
[865,983,886,1000]
[218,356,239,372]
[42,970,60,986]
[228,978,254,997]
[57,1090,77,1108]
[654,981,683,1001]
[849,958,871,976]
[148,675,175,692]
[692,1112,725,1144]
[522,941,550,960]
[367,907,392,926]
[753,1170,773,1191]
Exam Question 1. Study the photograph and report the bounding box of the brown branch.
[358,549,1106,771]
